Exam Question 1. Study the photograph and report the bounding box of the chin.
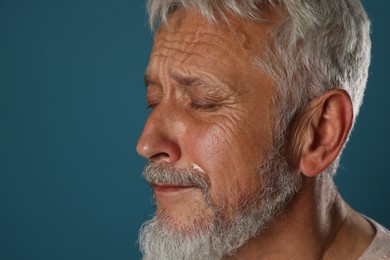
[155,201,216,236]
[139,207,222,260]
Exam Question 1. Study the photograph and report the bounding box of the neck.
[226,174,375,259]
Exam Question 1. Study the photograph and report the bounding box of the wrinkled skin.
[137,8,280,229]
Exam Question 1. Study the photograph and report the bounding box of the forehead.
[146,7,278,87]
[152,8,261,58]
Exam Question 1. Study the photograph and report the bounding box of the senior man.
[136,0,390,259]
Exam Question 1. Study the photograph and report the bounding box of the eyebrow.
[144,70,232,93]
[171,72,213,88]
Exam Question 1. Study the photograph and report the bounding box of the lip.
[152,183,195,193]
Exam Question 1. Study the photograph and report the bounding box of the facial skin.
[137,7,283,228]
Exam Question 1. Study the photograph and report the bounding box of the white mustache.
[142,162,210,192]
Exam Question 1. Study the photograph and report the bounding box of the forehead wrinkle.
[155,28,252,66]
[151,46,209,63]
[161,7,273,56]
[168,70,234,94]
[151,35,205,72]
[147,51,211,88]
[155,32,228,56]
[164,6,256,43]
[152,36,251,80]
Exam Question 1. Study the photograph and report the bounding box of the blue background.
[0,0,388,259]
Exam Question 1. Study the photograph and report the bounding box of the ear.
[290,90,353,177]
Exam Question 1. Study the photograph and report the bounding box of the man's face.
[137,7,277,227]
[137,8,301,258]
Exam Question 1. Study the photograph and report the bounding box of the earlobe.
[291,90,353,177]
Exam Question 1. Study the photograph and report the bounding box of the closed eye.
[146,102,159,110]
[190,102,218,111]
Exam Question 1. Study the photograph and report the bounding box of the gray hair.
[146,0,371,176]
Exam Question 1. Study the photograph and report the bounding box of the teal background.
[0,0,388,259]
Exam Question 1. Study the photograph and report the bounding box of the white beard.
[139,139,302,260]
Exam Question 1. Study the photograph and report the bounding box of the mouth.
[152,183,196,193]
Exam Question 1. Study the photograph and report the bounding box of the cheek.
[188,124,226,166]
[184,118,267,206]
[186,118,240,168]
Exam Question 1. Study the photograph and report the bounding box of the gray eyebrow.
[170,72,207,88]
[144,71,213,89]
[144,70,232,93]
[169,71,232,93]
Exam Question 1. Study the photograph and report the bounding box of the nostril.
[150,152,170,161]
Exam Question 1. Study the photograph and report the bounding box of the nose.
[136,107,182,164]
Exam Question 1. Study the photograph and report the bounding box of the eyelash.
[146,102,158,110]
[190,102,217,111]
[146,101,218,111]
